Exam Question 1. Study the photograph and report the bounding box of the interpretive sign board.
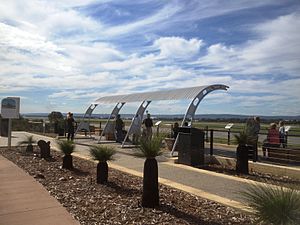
[225,123,234,129]
[1,97,20,119]
[285,126,291,132]
[155,121,162,126]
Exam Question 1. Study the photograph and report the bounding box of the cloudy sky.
[0,0,300,116]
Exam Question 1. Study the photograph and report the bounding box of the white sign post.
[224,123,234,145]
[1,97,20,149]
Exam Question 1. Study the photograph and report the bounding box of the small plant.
[241,184,300,225]
[57,140,75,170]
[89,145,116,184]
[136,136,164,208]
[18,135,36,152]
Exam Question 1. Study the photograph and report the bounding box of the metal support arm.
[122,101,151,147]
[98,102,125,143]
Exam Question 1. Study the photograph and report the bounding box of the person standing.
[66,112,75,141]
[245,116,260,161]
[251,116,261,161]
[279,121,286,148]
[115,114,124,143]
[143,113,153,141]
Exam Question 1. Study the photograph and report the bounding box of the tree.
[57,140,75,170]
[48,111,64,133]
[89,145,116,184]
[136,136,163,208]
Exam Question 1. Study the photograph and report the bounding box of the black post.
[285,132,288,147]
[210,129,213,156]
[227,129,230,145]
[205,126,209,142]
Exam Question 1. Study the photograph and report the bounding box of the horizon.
[1,1,300,116]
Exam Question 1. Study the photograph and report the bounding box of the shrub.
[241,184,300,225]
[89,145,116,162]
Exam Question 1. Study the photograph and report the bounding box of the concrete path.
[1,132,299,213]
[0,155,80,225]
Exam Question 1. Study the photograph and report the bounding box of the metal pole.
[157,125,159,137]
[8,118,12,150]
[285,132,288,148]
[210,129,213,156]
[227,129,230,145]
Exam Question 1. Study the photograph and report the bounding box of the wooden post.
[210,129,213,156]
[227,129,231,145]
[8,118,12,150]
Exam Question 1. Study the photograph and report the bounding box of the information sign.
[1,97,20,119]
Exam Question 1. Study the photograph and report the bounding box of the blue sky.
[0,0,300,116]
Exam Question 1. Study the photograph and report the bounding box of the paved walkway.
[0,154,80,225]
[1,132,300,216]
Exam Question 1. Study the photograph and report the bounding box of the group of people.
[245,116,287,159]
[262,121,286,157]
[114,113,154,144]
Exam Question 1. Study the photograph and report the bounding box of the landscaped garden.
[0,146,255,225]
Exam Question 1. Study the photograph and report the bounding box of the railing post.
[210,129,213,156]
[285,132,288,147]
[227,129,231,145]
[205,125,209,142]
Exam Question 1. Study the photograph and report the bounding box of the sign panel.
[1,97,20,119]
[225,123,234,129]
[285,126,291,132]
[155,121,162,126]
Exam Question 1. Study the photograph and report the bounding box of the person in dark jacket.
[142,113,153,141]
[66,112,75,141]
[115,114,124,143]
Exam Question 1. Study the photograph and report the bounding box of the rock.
[59,177,67,181]
[34,173,45,179]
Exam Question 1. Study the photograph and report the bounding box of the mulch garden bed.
[0,147,255,225]
[202,164,300,190]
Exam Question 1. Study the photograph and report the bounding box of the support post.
[98,102,125,143]
[227,129,231,145]
[210,129,213,156]
[122,101,151,147]
[8,118,12,150]
[75,104,98,137]
[181,85,228,127]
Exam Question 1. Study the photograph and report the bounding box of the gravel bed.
[0,147,255,225]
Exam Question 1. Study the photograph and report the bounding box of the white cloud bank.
[0,0,299,115]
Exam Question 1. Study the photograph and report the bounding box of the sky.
[0,0,300,116]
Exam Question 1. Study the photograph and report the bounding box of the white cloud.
[154,37,203,59]
[196,13,300,77]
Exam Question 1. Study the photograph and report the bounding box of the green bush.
[136,136,164,158]
[57,140,75,156]
[89,145,116,162]
[241,184,300,225]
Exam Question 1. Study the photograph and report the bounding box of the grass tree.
[57,140,75,170]
[89,145,116,184]
[234,131,250,174]
[136,136,164,208]
[18,135,36,152]
[241,183,300,225]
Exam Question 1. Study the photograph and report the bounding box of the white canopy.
[94,84,229,104]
